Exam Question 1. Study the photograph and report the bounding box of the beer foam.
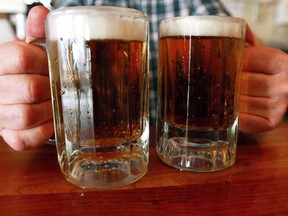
[160,16,245,38]
[46,6,148,41]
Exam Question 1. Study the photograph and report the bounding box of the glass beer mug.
[157,16,246,172]
[45,6,149,189]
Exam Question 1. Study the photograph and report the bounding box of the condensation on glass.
[45,6,149,189]
[157,16,246,172]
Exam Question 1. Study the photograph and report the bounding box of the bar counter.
[0,121,288,215]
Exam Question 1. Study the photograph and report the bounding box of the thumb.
[25,6,50,43]
[245,24,255,47]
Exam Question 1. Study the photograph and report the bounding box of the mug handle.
[29,38,55,145]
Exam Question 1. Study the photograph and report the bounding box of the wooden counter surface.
[0,122,288,215]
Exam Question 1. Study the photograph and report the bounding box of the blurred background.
[0,0,287,52]
[0,0,53,42]
[222,0,288,52]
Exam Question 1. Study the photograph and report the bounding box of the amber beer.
[159,36,243,129]
[85,38,146,141]
[45,6,149,189]
[157,16,246,172]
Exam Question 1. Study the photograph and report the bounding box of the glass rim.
[46,6,148,41]
[47,6,149,21]
[160,15,245,25]
[159,15,246,39]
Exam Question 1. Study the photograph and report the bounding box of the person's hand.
[239,29,288,133]
[0,6,53,150]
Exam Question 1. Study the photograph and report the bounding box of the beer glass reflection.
[45,6,149,189]
[157,16,245,172]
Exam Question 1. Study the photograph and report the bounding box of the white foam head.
[46,6,148,41]
[159,16,245,39]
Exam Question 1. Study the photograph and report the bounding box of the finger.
[0,41,48,75]
[245,24,255,46]
[240,95,282,117]
[0,120,54,151]
[240,95,286,130]
[241,70,285,97]
[0,74,50,104]
[239,112,276,134]
[243,46,287,75]
[25,6,50,43]
[0,100,52,130]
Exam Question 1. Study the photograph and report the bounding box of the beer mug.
[45,6,149,189]
[157,16,246,172]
